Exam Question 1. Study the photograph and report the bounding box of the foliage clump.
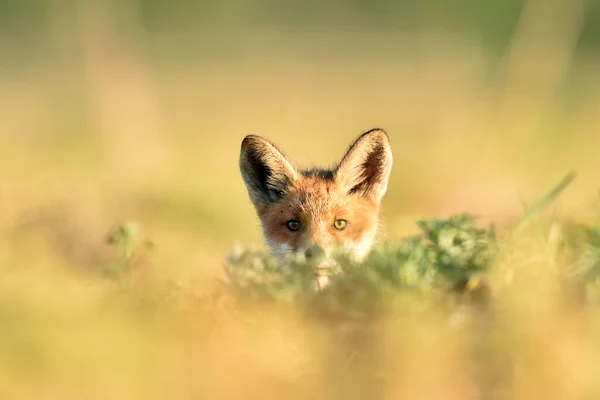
[225,214,497,320]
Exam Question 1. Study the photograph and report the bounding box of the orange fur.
[240,129,393,263]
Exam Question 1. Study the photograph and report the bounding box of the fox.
[239,128,393,271]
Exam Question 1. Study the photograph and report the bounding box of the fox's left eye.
[286,220,301,232]
[333,219,348,231]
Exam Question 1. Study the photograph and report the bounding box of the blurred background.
[2,0,600,263]
[1,1,600,398]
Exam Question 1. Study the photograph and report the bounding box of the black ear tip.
[242,134,259,143]
[241,135,267,150]
[363,128,389,142]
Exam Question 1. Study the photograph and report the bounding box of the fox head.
[239,128,393,263]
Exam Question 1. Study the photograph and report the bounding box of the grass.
[3,170,597,399]
[2,3,600,397]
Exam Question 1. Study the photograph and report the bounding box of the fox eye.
[286,220,301,232]
[333,219,348,231]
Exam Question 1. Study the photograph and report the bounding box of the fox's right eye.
[286,220,301,232]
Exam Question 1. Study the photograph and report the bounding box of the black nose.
[305,248,313,259]
[304,245,325,260]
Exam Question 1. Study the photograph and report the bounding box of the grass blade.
[511,171,577,236]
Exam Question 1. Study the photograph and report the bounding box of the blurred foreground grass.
[3,170,600,399]
[2,0,600,398]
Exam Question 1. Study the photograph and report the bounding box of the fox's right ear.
[336,128,393,203]
[239,135,298,206]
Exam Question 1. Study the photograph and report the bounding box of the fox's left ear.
[335,128,393,203]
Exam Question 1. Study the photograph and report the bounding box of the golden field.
[1,0,600,398]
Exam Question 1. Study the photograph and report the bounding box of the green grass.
[225,213,497,316]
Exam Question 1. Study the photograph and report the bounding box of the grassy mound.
[221,172,600,319]
[226,214,497,318]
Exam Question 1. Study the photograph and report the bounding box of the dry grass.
[1,0,600,398]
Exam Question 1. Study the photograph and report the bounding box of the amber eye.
[286,220,301,232]
[333,219,348,231]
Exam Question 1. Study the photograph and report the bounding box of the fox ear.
[239,135,298,206]
[335,129,393,203]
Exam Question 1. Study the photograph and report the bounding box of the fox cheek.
[266,240,296,263]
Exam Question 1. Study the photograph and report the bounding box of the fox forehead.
[290,173,342,218]
[257,171,372,221]
[257,171,379,248]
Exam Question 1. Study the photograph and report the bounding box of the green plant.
[104,221,156,289]
[225,214,497,321]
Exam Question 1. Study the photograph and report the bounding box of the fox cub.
[239,128,393,264]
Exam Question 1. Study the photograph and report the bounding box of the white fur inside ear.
[335,129,393,203]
